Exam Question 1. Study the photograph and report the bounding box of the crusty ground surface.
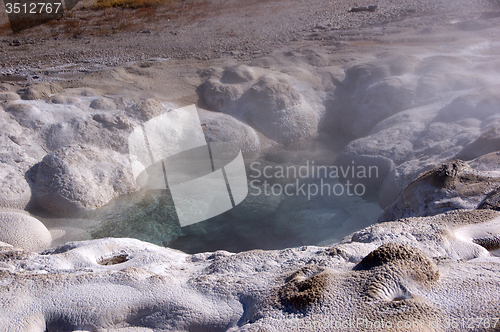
[0,0,497,77]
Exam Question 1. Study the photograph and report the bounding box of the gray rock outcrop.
[0,209,499,331]
[0,212,51,252]
[201,64,322,145]
[33,144,138,216]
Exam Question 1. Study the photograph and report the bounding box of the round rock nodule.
[32,144,137,217]
[0,212,51,252]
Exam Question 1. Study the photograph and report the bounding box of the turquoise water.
[90,139,382,253]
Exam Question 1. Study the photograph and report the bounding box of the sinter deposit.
[0,0,500,330]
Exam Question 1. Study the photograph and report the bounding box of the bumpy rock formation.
[355,243,439,300]
[0,211,52,252]
[89,97,117,111]
[5,103,54,129]
[379,160,500,222]
[0,92,20,101]
[32,144,137,216]
[336,67,500,207]
[0,164,32,209]
[355,242,436,273]
[0,16,500,331]
[18,83,62,101]
[0,106,45,210]
[337,55,419,138]
[278,265,330,310]
[125,98,165,121]
[0,209,499,331]
[201,64,322,145]
[198,109,264,153]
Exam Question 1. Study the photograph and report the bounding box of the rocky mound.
[333,58,500,207]
[0,6,500,330]
[201,64,322,145]
[32,144,137,216]
[0,209,498,331]
[0,211,52,252]
[380,158,500,221]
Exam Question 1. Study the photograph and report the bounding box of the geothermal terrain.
[1,0,500,331]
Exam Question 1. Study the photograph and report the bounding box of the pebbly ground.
[0,0,497,75]
[0,0,499,330]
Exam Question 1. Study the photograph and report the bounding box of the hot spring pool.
[36,138,383,254]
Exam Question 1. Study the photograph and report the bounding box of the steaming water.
[89,137,382,253]
[19,87,383,254]
[22,29,500,254]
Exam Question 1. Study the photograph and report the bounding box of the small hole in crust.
[97,254,129,265]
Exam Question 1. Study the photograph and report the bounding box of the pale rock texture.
[125,98,165,121]
[89,97,117,111]
[0,107,45,209]
[338,55,419,137]
[379,159,500,222]
[5,103,55,129]
[198,109,265,153]
[0,16,500,332]
[0,210,499,331]
[201,64,322,145]
[32,144,138,216]
[0,164,31,209]
[336,72,500,208]
[0,212,51,252]
[0,92,20,101]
